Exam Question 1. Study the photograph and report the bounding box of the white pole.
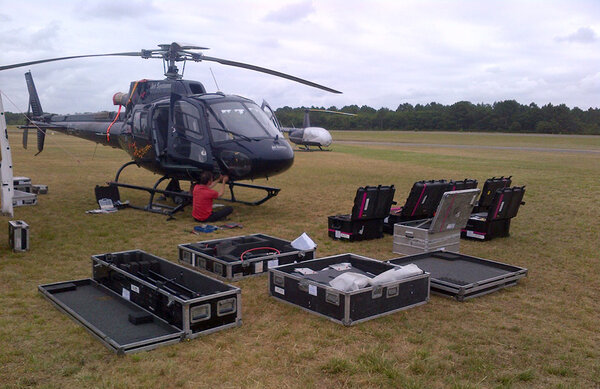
[0,91,15,217]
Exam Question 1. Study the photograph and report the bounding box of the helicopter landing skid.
[107,176,192,220]
[223,182,281,206]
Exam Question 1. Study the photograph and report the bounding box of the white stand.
[0,92,14,217]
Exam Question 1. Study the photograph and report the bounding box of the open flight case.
[268,253,429,326]
[39,250,241,354]
[179,234,316,280]
[388,250,527,301]
[328,185,396,241]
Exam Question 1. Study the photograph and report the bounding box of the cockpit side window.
[174,101,203,139]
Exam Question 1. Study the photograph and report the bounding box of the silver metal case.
[9,220,29,252]
[393,189,479,255]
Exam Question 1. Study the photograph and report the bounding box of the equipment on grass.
[9,220,29,251]
[0,42,341,216]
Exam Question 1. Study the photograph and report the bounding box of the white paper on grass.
[291,232,317,250]
[329,272,372,292]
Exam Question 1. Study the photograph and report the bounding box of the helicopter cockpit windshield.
[208,101,282,142]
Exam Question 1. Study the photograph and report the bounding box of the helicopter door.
[131,109,154,161]
[167,98,211,164]
[151,104,169,159]
[261,100,283,132]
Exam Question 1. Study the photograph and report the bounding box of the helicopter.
[0,42,341,215]
[282,108,356,151]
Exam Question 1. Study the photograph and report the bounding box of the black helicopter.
[282,108,355,151]
[0,43,341,215]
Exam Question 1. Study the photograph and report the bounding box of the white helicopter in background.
[282,108,356,151]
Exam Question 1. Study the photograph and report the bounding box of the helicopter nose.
[218,139,294,180]
[258,140,294,177]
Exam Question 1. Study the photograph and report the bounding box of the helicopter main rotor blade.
[0,52,143,71]
[199,55,342,94]
[309,108,357,116]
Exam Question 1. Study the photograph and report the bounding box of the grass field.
[1,129,599,388]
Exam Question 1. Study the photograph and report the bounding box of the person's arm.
[216,175,229,197]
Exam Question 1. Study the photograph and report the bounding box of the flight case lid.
[399,180,448,220]
[488,186,526,220]
[428,189,480,233]
[350,185,395,220]
[478,176,512,210]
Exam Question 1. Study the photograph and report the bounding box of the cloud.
[555,27,598,43]
[79,0,157,20]
[264,1,315,23]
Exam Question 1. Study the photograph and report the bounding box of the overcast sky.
[0,0,598,114]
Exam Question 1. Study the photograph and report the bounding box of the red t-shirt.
[192,184,219,221]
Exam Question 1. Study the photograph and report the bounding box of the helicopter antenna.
[209,67,221,91]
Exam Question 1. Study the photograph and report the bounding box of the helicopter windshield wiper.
[210,127,256,142]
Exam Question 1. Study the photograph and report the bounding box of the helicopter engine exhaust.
[113,92,129,106]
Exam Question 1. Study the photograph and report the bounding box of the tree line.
[5,99,599,134]
[275,100,600,135]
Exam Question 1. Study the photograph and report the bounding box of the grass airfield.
[1,129,599,388]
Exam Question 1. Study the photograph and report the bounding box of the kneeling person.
[192,172,233,222]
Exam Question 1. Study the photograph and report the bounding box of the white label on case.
[255,261,264,273]
[335,230,341,238]
[466,230,485,239]
[308,284,318,296]
[274,286,285,295]
[446,223,455,230]
[122,288,130,300]
[341,233,350,239]
[268,259,279,269]
[131,284,139,294]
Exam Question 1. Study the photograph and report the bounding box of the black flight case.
[462,186,526,240]
[269,253,429,326]
[39,250,241,354]
[388,250,527,301]
[179,233,316,280]
[383,179,478,234]
[328,185,395,241]
[472,176,512,213]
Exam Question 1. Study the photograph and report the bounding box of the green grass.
[331,130,600,149]
[1,128,599,388]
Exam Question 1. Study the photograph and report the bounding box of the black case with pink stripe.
[461,186,525,241]
[328,185,395,241]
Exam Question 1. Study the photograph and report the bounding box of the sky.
[0,0,599,115]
